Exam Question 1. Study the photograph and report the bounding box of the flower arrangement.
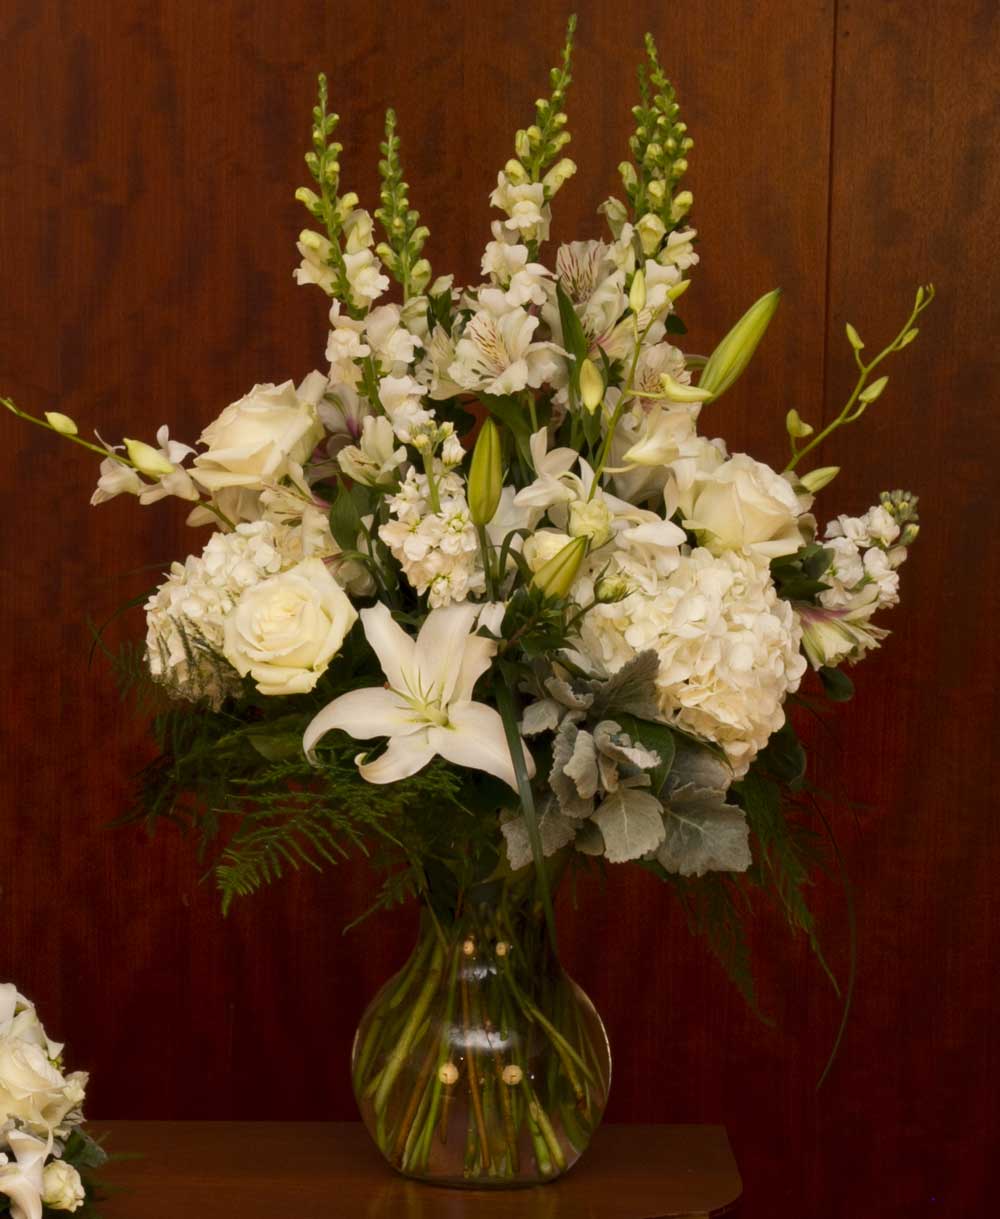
[0,986,104,1218]
[3,16,930,1187]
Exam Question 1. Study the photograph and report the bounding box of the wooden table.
[94,1121,741,1218]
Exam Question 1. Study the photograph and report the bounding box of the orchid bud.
[531,536,587,599]
[845,322,864,351]
[799,466,840,493]
[666,279,691,303]
[859,375,888,404]
[629,269,647,314]
[698,288,782,400]
[123,438,174,478]
[785,408,814,439]
[579,358,605,413]
[44,411,78,436]
[468,418,503,526]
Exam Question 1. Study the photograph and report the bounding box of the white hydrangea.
[145,522,287,704]
[575,548,806,776]
[379,468,485,607]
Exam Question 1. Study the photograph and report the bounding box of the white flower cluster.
[379,468,485,608]
[576,546,806,776]
[0,984,89,1217]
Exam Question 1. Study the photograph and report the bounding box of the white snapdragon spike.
[337,416,407,487]
[378,374,435,443]
[293,230,337,294]
[448,302,563,397]
[343,248,389,308]
[379,468,484,607]
[0,1129,47,1219]
[573,547,806,776]
[326,303,370,384]
[304,603,534,790]
[489,174,551,244]
[364,304,422,372]
[192,377,326,494]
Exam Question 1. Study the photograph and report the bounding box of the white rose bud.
[223,558,358,697]
[568,497,614,548]
[42,1160,86,1212]
[522,530,572,573]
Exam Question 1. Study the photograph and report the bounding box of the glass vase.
[351,868,611,1187]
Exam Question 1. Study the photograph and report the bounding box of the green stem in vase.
[374,941,445,1116]
[392,1028,441,1166]
[460,941,492,1174]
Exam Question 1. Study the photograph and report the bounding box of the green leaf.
[556,281,590,397]
[665,312,688,335]
[479,393,534,465]
[758,721,807,787]
[819,666,855,702]
[614,713,676,793]
[328,483,367,551]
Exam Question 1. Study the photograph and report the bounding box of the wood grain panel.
[1,2,995,1217]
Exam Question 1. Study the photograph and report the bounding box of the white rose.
[683,453,804,560]
[42,1161,85,1213]
[192,377,326,493]
[0,1129,47,1219]
[522,530,572,573]
[0,1037,84,1136]
[223,559,358,696]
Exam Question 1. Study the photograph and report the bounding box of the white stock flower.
[679,453,805,560]
[379,467,484,607]
[337,416,407,487]
[41,1161,85,1213]
[193,376,326,493]
[222,557,357,696]
[575,548,806,776]
[449,304,562,397]
[304,602,534,789]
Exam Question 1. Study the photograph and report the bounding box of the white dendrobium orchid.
[304,603,534,790]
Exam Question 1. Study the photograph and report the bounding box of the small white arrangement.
[0,986,103,1219]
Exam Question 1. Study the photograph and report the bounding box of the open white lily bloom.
[303,603,534,791]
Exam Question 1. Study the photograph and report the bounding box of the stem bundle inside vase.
[352,875,610,1185]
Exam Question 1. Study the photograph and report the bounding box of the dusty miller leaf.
[657,788,752,878]
[501,808,578,870]
[592,788,666,863]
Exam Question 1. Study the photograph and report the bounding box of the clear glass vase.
[351,868,611,1187]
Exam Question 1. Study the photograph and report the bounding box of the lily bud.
[698,287,782,399]
[123,438,174,478]
[629,269,647,314]
[800,465,840,493]
[531,536,588,599]
[44,411,78,436]
[468,418,503,526]
[579,358,605,413]
[659,372,713,404]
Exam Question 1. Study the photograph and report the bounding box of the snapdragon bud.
[671,190,694,222]
[618,161,638,190]
[598,197,628,238]
[799,465,840,493]
[647,178,667,205]
[468,418,503,526]
[629,269,647,314]
[636,212,667,256]
[531,536,588,599]
[698,288,782,400]
[579,358,605,413]
[504,160,529,186]
[515,129,532,161]
[542,158,577,195]
[409,258,432,295]
[44,411,77,436]
[123,438,174,478]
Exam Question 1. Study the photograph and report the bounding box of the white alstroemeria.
[365,304,422,371]
[337,416,406,487]
[316,384,372,464]
[378,374,435,443]
[0,1129,48,1219]
[304,603,533,790]
[449,304,563,397]
[418,326,466,401]
[542,241,626,357]
[293,230,336,294]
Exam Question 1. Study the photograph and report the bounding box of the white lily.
[0,1130,48,1219]
[303,603,534,790]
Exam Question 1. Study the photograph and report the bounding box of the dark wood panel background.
[1,1,997,1215]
